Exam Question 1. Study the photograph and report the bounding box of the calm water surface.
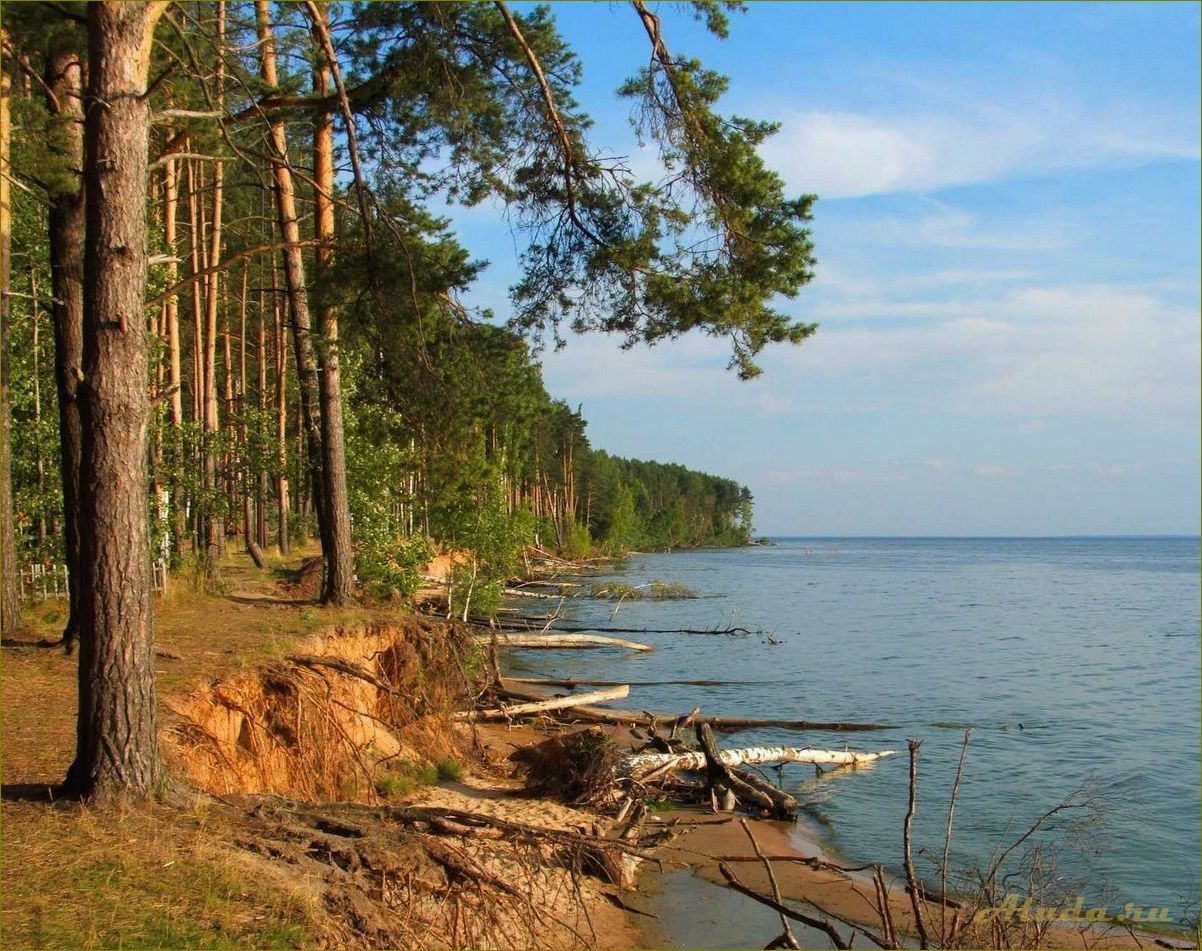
[506,537,1201,926]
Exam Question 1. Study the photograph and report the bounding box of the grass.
[1,543,409,950]
[373,757,463,799]
[1,803,317,949]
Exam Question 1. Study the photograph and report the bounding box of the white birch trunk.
[456,685,631,721]
[622,746,896,777]
[475,633,653,652]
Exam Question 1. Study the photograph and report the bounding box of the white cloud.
[782,284,1201,422]
[541,281,1200,431]
[758,98,1200,199]
[868,204,1075,252]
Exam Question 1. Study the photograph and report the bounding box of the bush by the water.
[589,581,697,601]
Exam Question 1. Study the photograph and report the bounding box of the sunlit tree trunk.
[64,0,166,803]
[0,40,19,634]
[273,288,289,554]
[256,275,269,549]
[256,0,328,569]
[161,144,187,558]
[202,1,226,571]
[311,2,355,605]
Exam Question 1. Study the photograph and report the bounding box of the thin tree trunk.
[64,0,166,802]
[256,0,327,567]
[256,273,268,548]
[202,1,226,571]
[161,141,186,558]
[31,270,46,545]
[274,290,289,554]
[0,40,20,634]
[310,3,354,604]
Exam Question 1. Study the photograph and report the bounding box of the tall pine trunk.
[311,5,355,605]
[0,38,19,635]
[161,146,187,558]
[45,50,86,648]
[202,2,226,571]
[255,1,330,579]
[273,288,289,554]
[64,0,165,803]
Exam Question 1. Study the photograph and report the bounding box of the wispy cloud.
[542,282,1200,430]
[781,284,1201,422]
[758,94,1199,199]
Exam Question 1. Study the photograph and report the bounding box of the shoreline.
[531,543,1197,951]
[3,544,1192,950]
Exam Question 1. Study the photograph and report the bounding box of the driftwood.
[742,819,801,949]
[718,862,850,950]
[507,677,755,688]
[698,724,798,821]
[496,681,893,733]
[501,588,563,600]
[488,620,761,637]
[557,624,757,636]
[622,746,896,778]
[456,685,631,721]
[479,633,653,652]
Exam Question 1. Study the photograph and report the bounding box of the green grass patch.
[0,806,316,950]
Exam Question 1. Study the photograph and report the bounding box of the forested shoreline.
[0,1,816,803]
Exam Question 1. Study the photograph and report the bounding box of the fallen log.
[478,633,653,652]
[501,588,563,600]
[456,685,631,721]
[622,746,896,778]
[495,681,893,733]
[540,623,758,637]
[698,724,797,820]
[506,677,757,688]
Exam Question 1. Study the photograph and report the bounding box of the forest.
[0,0,816,805]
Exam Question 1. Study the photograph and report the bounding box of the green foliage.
[435,757,463,782]
[375,774,414,799]
[590,581,697,601]
[3,0,769,609]
[445,475,536,619]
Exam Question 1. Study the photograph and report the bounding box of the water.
[507,537,1201,928]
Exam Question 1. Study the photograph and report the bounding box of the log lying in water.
[621,745,896,778]
[507,676,755,688]
[496,681,895,733]
[476,632,653,652]
[501,588,564,600]
[456,685,631,721]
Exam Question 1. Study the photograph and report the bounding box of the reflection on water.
[512,537,1202,926]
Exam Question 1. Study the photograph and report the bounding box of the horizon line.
[757,533,1202,540]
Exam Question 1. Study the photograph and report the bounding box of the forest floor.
[1,547,652,950]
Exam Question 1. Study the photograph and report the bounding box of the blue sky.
[446,2,1201,535]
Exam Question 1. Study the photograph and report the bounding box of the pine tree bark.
[273,289,289,554]
[311,3,355,605]
[161,144,187,558]
[63,0,166,803]
[256,278,269,549]
[0,40,20,635]
[202,1,226,571]
[255,0,329,571]
[45,50,86,648]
